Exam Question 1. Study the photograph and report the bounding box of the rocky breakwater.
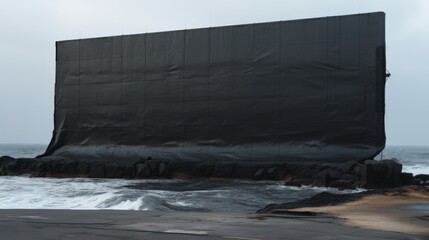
[0,155,427,189]
[283,159,429,189]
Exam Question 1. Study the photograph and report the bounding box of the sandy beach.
[288,186,429,234]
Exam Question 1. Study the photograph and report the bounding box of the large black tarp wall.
[42,12,386,162]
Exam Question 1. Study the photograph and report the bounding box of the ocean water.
[0,144,427,212]
[0,176,362,212]
[376,145,429,175]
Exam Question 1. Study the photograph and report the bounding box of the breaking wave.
[0,176,363,213]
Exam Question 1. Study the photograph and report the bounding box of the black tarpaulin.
[42,12,386,162]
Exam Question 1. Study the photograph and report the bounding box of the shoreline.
[258,185,429,235]
[0,174,427,238]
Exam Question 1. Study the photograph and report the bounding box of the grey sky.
[0,0,428,145]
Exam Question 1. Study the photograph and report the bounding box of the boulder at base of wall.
[328,180,356,190]
[212,162,235,178]
[361,160,402,188]
[291,159,404,189]
[105,164,126,178]
[400,172,414,185]
[135,163,152,178]
[88,162,105,178]
[415,174,429,182]
[284,177,314,187]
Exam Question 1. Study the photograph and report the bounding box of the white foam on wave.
[0,176,370,212]
[403,164,429,175]
[0,176,145,210]
[105,197,145,210]
[281,185,366,194]
[173,201,193,206]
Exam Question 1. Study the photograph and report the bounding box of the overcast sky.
[0,0,428,145]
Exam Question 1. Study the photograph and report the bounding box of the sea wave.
[0,176,364,213]
[402,164,429,175]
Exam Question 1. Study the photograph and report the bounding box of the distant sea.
[0,144,427,213]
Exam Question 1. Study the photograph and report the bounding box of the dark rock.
[340,161,361,174]
[33,172,47,177]
[77,162,90,175]
[328,180,356,190]
[316,169,341,186]
[400,172,414,185]
[361,160,387,187]
[364,159,376,164]
[253,168,265,179]
[410,178,423,185]
[124,165,135,178]
[340,174,358,182]
[265,166,281,180]
[145,160,159,176]
[171,172,191,179]
[361,159,402,188]
[284,178,313,187]
[105,164,126,178]
[61,161,78,174]
[49,161,63,173]
[212,162,235,178]
[16,159,31,171]
[264,164,286,180]
[0,156,15,164]
[88,162,105,178]
[5,161,19,172]
[232,164,255,179]
[275,170,287,180]
[352,164,363,178]
[0,155,414,187]
[382,159,402,185]
[415,174,429,182]
[135,163,151,178]
[158,162,167,176]
[297,164,326,179]
[167,161,194,177]
[193,162,214,177]
[34,162,48,172]
[328,169,343,180]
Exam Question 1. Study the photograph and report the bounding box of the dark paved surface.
[0,209,425,239]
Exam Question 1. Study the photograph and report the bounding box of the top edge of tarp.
[56,11,385,44]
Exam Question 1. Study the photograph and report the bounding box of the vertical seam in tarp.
[358,13,362,157]
[339,17,342,156]
[251,23,255,159]
[144,33,147,153]
[120,35,123,132]
[182,30,186,153]
[277,21,281,160]
[208,27,212,155]
[324,16,329,160]
[78,39,81,140]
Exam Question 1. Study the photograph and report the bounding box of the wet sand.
[0,208,425,240]
[284,186,429,235]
